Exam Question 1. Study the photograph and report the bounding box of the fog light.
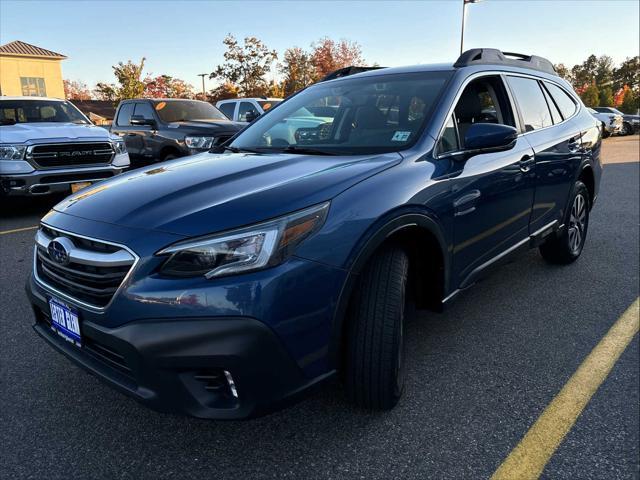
[224,370,238,398]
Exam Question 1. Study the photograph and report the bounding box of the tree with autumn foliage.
[210,35,278,97]
[144,75,195,98]
[94,58,146,103]
[63,80,91,100]
[279,47,315,96]
[310,37,364,79]
[207,82,239,102]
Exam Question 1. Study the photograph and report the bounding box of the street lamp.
[461,0,482,54]
[197,73,208,100]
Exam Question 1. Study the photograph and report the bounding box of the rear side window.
[218,102,236,119]
[134,102,156,120]
[508,76,552,132]
[116,103,134,126]
[544,82,577,120]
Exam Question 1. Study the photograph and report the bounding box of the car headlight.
[113,140,127,155]
[185,136,215,149]
[156,202,330,278]
[0,145,26,160]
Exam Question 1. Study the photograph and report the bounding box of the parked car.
[110,98,243,165]
[0,96,129,196]
[587,107,623,138]
[592,107,639,135]
[216,97,282,123]
[28,48,602,419]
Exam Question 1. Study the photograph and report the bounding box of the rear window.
[0,100,89,125]
[508,76,553,132]
[544,82,577,120]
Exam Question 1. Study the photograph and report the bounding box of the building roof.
[0,40,66,59]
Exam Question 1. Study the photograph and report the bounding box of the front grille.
[35,225,136,309]
[30,142,114,168]
[39,171,115,185]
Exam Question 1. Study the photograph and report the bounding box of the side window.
[238,101,259,122]
[453,76,515,148]
[541,85,562,124]
[115,103,134,126]
[218,102,236,119]
[134,102,156,120]
[545,82,577,120]
[438,115,460,154]
[508,76,553,132]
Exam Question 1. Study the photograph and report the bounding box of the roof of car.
[218,98,283,102]
[0,96,66,101]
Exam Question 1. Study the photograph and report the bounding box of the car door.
[217,101,237,121]
[111,103,139,158]
[438,75,536,288]
[506,76,583,234]
[132,102,160,162]
[238,101,261,123]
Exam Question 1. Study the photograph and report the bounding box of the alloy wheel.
[568,193,586,255]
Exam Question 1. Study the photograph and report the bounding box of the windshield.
[0,99,90,125]
[258,100,281,111]
[153,100,228,123]
[231,71,452,155]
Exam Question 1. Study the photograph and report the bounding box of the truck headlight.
[185,136,215,149]
[156,202,330,278]
[113,140,127,155]
[0,145,26,160]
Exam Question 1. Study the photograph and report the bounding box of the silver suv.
[0,97,130,196]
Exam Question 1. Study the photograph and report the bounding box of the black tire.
[539,181,590,264]
[162,153,178,162]
[622,122,633,136]
[601,123,610,138]
[345,246,409,410]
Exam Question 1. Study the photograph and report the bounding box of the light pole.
[460,0,482,54]
[197,73,207,100]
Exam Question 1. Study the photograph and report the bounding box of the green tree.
[620,88,639,114]
[580,82,600,107]
[554,63,571,83]
[598,85,614,107]
[571,54,598,88]
[210,35,277,97]
[94,58,146,103]
[613,56,639,91]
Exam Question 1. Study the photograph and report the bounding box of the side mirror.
[130,115,156,127]
[244,111,260,123]
[464,123,518,154]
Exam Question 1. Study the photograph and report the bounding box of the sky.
[1,0,638,91]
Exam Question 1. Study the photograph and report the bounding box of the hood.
[168,119,244,133]
[0,122,114,144]
[54,151,402,237]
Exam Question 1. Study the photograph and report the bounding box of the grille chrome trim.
[33,223,140,313]
[36,229,134,267]
[26,142,115,169]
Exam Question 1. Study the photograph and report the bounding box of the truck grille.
[29,142,114,168]
[34,225,137,309]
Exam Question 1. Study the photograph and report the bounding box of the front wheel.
[539,181,590,264]
[344,246,409,410]
[622,122,633,136]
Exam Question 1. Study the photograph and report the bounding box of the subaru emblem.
[47,237,73,265]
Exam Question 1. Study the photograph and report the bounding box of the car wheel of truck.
[601,122,610,138]
[539,181,590,264]
[345,246,409,410]
[622,122,632,136]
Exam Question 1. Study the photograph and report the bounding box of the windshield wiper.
[279,146,341,156]
[221,145,263,154]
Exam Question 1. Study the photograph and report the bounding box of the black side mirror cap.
[463,123,518,155]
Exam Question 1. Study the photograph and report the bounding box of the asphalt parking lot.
[1,136,638,480]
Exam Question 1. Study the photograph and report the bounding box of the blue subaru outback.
[27,49,602,419]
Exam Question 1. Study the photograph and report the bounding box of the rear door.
[506,76,583,234]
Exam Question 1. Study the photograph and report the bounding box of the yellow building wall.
[0,56,65,98]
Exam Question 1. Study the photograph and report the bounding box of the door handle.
[519,155,534,173]
[454,190,481,216]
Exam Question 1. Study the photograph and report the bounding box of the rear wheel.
[539,181,590,264]
[601,122,610,138]
[622,122,633,136]
[345,246,409,410]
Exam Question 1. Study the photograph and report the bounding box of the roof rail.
[454,48,557,76]
[319,66,386,82]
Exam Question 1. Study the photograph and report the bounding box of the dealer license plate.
[49,298,82,346]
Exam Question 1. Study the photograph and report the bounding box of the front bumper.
[1,165,124,196]
[27,273,327,419]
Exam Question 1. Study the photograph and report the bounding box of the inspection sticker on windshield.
[391,131,411,142]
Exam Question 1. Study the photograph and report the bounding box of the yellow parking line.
[492,298,640,480]
[0,225,38,235]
